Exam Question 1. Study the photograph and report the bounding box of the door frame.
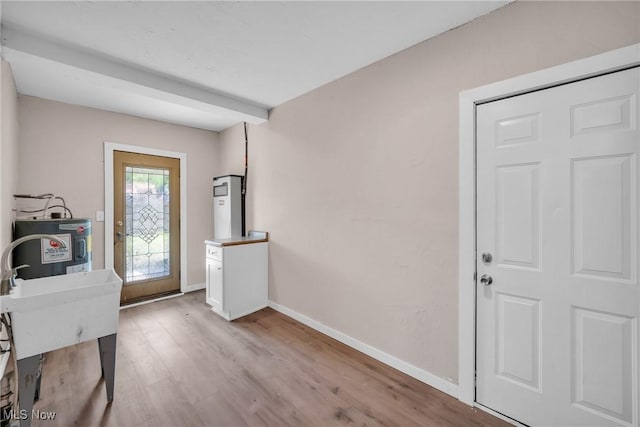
[104,142,188,293]
[458,43,640,406]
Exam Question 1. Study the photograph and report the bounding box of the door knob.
[480,274,493,286]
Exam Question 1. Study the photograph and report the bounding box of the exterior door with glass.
[114,151,180,304]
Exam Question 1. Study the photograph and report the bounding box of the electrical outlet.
[96,211,105,222]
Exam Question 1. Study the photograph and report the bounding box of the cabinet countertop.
[205,231,268,247]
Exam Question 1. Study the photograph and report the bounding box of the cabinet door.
[205,257,213,304]
[207,258,223,312]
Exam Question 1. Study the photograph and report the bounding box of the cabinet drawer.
[206,245,222,260]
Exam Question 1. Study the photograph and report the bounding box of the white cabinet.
[205,240,268,321]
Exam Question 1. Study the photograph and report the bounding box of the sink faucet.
[0,234,67,296]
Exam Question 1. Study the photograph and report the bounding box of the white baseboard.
[182,282,205,293]
[268,300,459,398]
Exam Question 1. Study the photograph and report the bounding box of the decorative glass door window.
[124,166,171,283]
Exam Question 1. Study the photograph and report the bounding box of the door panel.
[114,151,180,304]
[571,95,634,137]
[496,163,540,269]
[476,67,639,426]
[495,293,541,391]
[572,155,633,280]
[572,307,634,424]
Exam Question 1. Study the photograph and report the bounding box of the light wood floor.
[29,291,509,427]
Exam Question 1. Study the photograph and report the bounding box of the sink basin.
[0,269,122,359]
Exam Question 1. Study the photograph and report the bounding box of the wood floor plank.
[30,291,509,427]
[190,391,249,427]
[144,377,206,427]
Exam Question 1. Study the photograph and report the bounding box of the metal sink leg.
[98,333,117,402]
[16,354,39,427]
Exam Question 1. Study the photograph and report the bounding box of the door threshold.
[474,403,528,427]
[120,291,184,310]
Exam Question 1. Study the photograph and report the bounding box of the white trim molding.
[268,300,459,398]
[104,142,189,293]
[458,43,640,406]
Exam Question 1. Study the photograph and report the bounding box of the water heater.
[12,218,92,279]
[213,175,244,239]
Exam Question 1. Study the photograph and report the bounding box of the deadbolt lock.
[481,252,493,264]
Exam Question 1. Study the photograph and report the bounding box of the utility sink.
[0,268,122,359]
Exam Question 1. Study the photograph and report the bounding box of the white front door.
[476,67,639,426]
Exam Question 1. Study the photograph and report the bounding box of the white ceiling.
[1,1,509,131]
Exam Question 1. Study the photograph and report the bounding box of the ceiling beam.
[1,24,269,124]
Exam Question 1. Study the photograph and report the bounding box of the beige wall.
[17,96,219,286]
[1,60,19,251]
[218,1,640,383]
